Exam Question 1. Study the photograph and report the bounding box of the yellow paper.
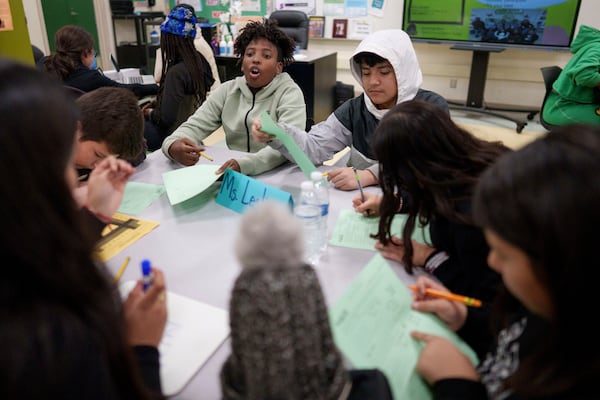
[94,213,159,262]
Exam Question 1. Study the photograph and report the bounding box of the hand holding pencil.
[408,285,482,307]
[409,276,473,332]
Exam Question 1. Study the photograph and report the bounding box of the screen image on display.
[403,0,582,50]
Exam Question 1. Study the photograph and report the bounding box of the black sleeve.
[415,88,450,115]
[153,65,188,130]
[432,223,501,304]
[348,369,394,400]
[457,304,493,361]
[432,378,488,400]
[200,53,215,90]
[133,345,162,396]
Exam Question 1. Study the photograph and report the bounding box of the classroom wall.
[0,0,34,64]
[310,0,598,109]
[22,0,599,109]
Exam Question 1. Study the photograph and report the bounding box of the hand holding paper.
[259,112,318,178]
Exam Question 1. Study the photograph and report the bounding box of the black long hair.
[373,100,509,272]
[0,58,152,399]
[473,125,600,396]
[156,4,210,114]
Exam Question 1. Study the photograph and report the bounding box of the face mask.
[90,50,98,70]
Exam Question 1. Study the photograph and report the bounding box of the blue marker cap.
[141,259,153,291]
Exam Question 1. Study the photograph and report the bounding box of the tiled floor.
[450,107,547,134]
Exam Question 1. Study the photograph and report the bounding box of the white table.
[106,147,415,399]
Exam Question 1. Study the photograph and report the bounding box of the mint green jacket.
[162,72,306,175]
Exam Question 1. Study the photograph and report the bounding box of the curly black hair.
[233,19,296,67]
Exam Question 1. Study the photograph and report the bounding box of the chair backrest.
[269,10,309,50]
[539,65,562,130]
[63,85,86,99]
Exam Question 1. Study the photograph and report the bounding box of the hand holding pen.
[352,167,365,202]
[352,192,382,217]
[123,261,168,347]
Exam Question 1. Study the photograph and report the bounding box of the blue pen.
[141,259,153,292]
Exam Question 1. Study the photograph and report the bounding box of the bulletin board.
[169,0,268,23]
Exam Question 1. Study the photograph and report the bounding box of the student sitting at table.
[251,29,449,190]
[352,100,508,358]
[75,87,147,178]
[410,124,600,399]
[142,4,215,151]
[161,19,306,176]
[40,25,158,98]
[0,58,167,399]
[221,201,394,399]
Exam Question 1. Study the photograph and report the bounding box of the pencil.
[408,285,482,307]
[114,256,131,283]
[352,167,365,202]
[198,152,213,161]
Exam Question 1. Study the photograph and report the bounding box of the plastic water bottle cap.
[301,180,313,190]
[310,171,323,181]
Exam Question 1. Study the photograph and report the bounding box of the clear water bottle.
[296,180,323,266]
[226,35,234,56]
[310,171,329,252]
[219,36,227,57]
[149,30,159,46]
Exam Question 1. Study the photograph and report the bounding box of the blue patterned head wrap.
[160,5,197,39]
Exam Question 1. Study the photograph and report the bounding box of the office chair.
[269,10,309,49]
[539,65,563,131]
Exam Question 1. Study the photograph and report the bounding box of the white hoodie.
[349,29,423,120]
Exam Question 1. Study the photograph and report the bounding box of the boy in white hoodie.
[252,29,448,190]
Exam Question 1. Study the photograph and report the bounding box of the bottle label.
[320,204,329,216]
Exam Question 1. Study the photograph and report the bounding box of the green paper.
[329,254,479,400]
[260,111,318,178]
[118,181,166,215]
[329,209,431,250]
[162,164,222,205]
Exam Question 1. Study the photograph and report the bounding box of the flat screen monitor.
[402,0,582,51]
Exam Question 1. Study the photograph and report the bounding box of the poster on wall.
[332,18,348,38]
[242,0,262,12]
[348,19,372,39]
[308,16,325,38]
[0,0,14,32]
[323,0,345,17]
[345,0,367,17]
[368,0,385,18]
[273,0,316,15]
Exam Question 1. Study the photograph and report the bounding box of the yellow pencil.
[114,256,131,283]
[408,285,482,307]
[198,152,214,161]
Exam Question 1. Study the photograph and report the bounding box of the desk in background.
[106,148,414,399]
[215,50,337,125]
